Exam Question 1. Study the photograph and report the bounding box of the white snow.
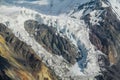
[108,0,120,20]
[1,0,91,15]
[89,10,103,26]
[101,1,109,7]
[0,0,107,79]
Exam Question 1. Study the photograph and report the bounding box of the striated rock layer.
[0,23,57,80]
[84,6,120,80]
[24,20,81,64]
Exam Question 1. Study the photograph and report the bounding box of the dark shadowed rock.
[24,20,81,64]
[84,6,120,80]
[0,23,57,80]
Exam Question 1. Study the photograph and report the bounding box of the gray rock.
[84,6,120,80]
[24,20,81,64]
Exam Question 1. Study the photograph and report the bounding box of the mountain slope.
[0,0,120,80]
[83,2,120,80]
[0,24,57,80]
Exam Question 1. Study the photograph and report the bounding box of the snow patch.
[108,0,120,19]
[90,10,103,26]
[0,0,105,79]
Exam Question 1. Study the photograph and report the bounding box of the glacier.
[0,0,119,80]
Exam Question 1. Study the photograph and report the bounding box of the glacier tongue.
[0,0,107,79]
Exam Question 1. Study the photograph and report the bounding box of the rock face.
[1,0,120,80]
[0,23,57,80]
[24,20,81,64]
[84,6,120,80]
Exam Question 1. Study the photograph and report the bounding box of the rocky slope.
[82,1,120,80]
[24,20,81,64]
[90,8,120,80]
[0,23,57,80]
[0,0,120,80]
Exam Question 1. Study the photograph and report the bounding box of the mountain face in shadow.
[0,23,57,80]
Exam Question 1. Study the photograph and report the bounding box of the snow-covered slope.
[108,0,120,19]
[0,5,101,79]
[0,0,92,15]
[0,0,120,80]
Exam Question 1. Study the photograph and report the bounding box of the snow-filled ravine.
[0,0,114,79]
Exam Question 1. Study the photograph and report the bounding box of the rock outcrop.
[84,6,120,80]
[0,23,57,80]
[24,20,81,64]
